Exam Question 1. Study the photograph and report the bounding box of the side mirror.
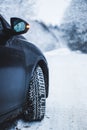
[10,17,30,35]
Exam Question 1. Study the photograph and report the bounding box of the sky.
[36,0,71,25]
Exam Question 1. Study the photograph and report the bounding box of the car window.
[0,20,3,34]
[0,21,3,30]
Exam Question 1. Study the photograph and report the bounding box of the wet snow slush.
[1,48,87,130]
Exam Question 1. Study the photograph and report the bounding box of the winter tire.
[24,65,46,121]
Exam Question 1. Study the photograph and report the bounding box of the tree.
[0,0,36,21]
[60,0,87,53]
[63,0,87,25]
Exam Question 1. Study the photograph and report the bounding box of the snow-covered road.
[3,48,87,130]
[45,48,87,130]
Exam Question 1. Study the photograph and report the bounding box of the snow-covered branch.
[0,0,36,21]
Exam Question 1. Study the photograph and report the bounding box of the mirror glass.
[13,22,26,32]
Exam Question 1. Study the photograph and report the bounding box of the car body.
[0,15,49,123]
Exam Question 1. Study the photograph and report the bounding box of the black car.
[0,15,49,123]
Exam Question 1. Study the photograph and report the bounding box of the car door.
[0,46,26,115]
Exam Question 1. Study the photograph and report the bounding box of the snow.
[7,47,87,130]
[36,0,71,25]
[45,48,87,130]
[25,20,59,52]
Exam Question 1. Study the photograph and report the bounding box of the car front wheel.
[24,65,46,121]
